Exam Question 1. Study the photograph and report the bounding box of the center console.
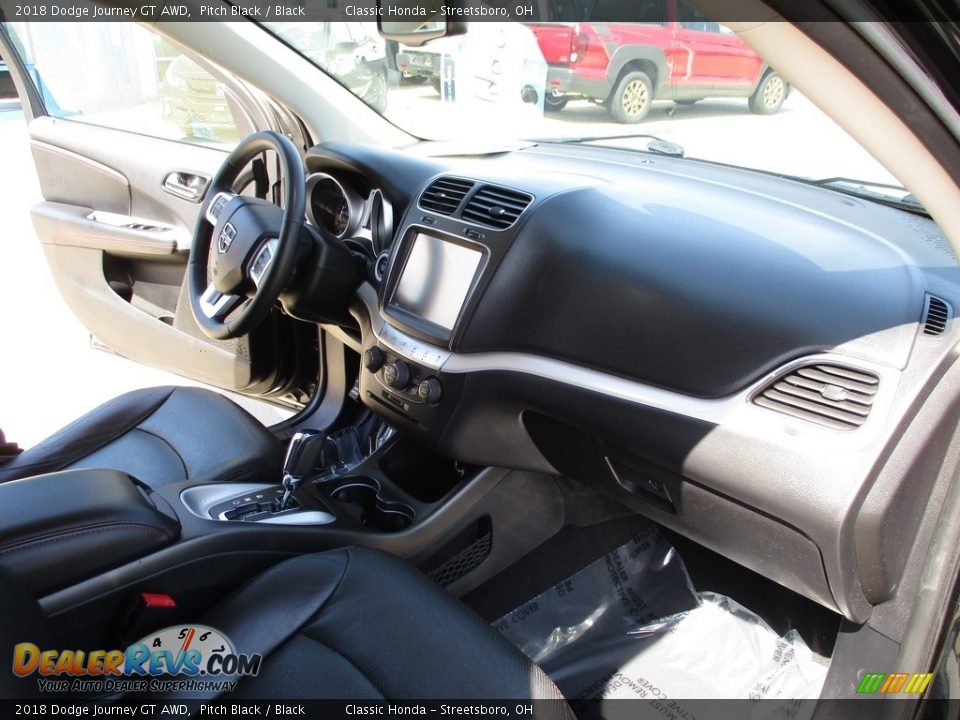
[179,425,470,536]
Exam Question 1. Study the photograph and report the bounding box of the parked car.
[396,26,547,112]
[396,35,463,94]
[161,56,239,144]
[270,22,388,114]
[528,0,788,122]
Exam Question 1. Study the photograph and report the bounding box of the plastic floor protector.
[494,526,829,713]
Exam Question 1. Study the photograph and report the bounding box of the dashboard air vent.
[420,177,474,215]
[461,185,533,230]
[923,296,950,336]
[753,363,880,430]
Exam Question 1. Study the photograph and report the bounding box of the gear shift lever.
[280,430,327,509]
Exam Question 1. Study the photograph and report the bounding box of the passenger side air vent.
[461,185,533,230]
[419,177,474,215]
[923,295,950,336]
[753,364,880,430]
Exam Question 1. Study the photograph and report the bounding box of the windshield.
[262,17,899,190]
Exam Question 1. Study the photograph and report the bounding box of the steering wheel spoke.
[205,190,238,225]
[199,283,244,321]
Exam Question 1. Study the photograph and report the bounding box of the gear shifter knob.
[280,430,326,509]
[284,430,327,478]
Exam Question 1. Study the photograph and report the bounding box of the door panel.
[0,23,311,400]
[25,118,257,390]
[29,116,226,241]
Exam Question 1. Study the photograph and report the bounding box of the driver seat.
[0,386,282,488]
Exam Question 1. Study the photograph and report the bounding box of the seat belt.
[0,429,22,466]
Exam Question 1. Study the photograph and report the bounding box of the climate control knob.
[417,377,443,404]
[383,361,411,389]
[363,347,385,372]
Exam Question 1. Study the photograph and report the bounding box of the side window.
[4,22,240,147]
[675,1,722,32]
[541,0,587,21]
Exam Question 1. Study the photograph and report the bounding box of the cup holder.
[330,479,378,507]
[326,477,415,533]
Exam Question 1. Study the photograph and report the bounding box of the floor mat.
[494,526,829,706]
[464,513,652,622]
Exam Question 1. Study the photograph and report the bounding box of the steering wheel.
[188,131,306,340]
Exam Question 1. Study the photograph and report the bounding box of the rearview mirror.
[375,2,467,47]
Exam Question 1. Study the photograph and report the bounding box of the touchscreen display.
[393,233,483,331]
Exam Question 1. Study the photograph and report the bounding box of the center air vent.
[462,185,533,230]
[753,363,880,431]
[419,177,474,216]
[923,295,950,336]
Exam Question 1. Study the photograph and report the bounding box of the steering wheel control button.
[364,347,386,372]
[249,237,279,288]
[417,377,443,404]
[204,191,235,225]
[384,361,411,389]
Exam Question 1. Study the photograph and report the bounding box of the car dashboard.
[303,139,960,624]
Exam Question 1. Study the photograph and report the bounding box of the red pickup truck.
[528,2,788,123]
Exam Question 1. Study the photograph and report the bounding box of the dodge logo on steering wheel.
[217,222,237,254]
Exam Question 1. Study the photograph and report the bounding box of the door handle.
[162,171,209,202]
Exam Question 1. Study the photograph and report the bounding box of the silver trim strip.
[180,483,336,526]
[440,351,898,427]
[364,291,900,436]
[305,172,362,238]
[180,483,275,519]
[199,283,241,321]
[376,321,451,371]
[249,510,336,526]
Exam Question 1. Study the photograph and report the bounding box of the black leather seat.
[0,547,569,708]
[0,386,282,489]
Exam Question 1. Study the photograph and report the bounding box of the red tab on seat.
[140,592,176,608]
